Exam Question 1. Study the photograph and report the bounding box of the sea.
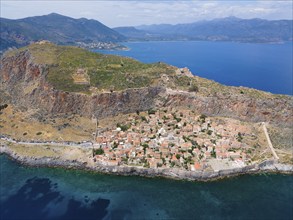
[1,41,293,220]
[94,41,293,95]
[0,155,292,220]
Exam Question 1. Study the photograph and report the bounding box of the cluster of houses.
[93,109,254,171]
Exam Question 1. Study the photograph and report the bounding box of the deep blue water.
[0,155,292,220]
[94,41,293,95]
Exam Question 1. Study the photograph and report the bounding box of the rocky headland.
[0,42,292,180]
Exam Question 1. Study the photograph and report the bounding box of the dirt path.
[262,122,279,160]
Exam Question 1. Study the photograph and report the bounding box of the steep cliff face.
[164,91,292,126]
[0,51,164,118]
[1,49,292,126]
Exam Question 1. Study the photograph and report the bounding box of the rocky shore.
[1,144,292,181]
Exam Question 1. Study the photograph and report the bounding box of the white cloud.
[0,0,292,27]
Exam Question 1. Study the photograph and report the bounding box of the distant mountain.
[116,17,293,43]
[0,13,126,51]
[113,27,148,38]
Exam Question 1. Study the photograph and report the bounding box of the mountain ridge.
[115,17,293,43]
[0,13,126,52]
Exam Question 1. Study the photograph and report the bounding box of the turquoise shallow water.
[0,155,292,220]
[94,41,293,95]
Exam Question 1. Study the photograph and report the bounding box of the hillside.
[1,42,292,124]
[0,13,126,52]
[116,17,293,43]
[3,42,190,93]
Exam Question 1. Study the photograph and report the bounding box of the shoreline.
[1,145,292,182]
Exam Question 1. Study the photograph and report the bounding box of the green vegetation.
[207,130,213,135]
[237,132,243,142]
[0,104,8,111]
[188,83,199,92]
[16,43,181,93]
[141,116,148,122]
[8,42,287,101]
[148,109,156,115]
[211,147,217,158]
[199,114,207,123]
[112,141,118,149]
[93,148,104,155]
[116,123,131,132]
[141,143,149,148]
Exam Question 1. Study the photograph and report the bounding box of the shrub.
[0,104,8,111]
[117,123,130,132]
[148,109,156,115]
[211,147,216,158]
[199,114,207,123]
[237,132,243,142]
[93,148,104,155]
[141,143,149,148]
[169,143,175,147]
[112,142,118,149]
[188,84,199,92]
[141,116,147,122]
[162,115,169,120]
[144,162,150,168]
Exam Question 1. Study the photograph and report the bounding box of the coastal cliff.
[1,44,292,127]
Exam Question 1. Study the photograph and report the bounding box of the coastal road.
[0,136,93,149]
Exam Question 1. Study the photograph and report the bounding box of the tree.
[93,148,104,156]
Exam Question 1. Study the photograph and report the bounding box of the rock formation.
[1,46,292,127]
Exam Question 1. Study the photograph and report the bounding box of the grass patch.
[17,43,179,93]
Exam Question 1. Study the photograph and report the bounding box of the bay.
[94,41,293,95]
[0,155,292,220]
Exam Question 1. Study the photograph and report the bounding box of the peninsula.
[0,42,292,180]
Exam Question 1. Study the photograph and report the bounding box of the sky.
[1,0,292,27]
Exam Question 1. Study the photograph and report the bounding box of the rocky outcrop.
[1,50,292,126]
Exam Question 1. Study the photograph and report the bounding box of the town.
[93,108,262,171]
[75,41,128,50]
